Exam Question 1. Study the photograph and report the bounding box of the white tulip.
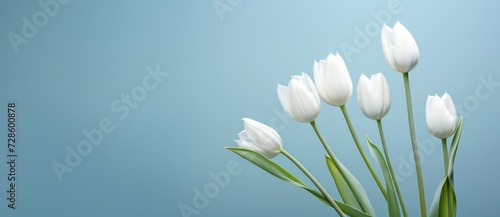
[381,21,420,73]
[357,73,391,120]
[313,53,353,107]
[277,73,321,123]
[235,118,282,159]
[425,93,458,139]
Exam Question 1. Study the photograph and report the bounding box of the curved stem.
[377,120,408,217]
[310,121,337,164]
[281,149,346,217]
[403,73,427,217]
[340,105,387,200]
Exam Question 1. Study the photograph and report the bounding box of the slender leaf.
[448,117,463,181]
[429,117,462,217]
[226,147,373,217]
[326,155,376,216]
[326,155,362,211]
[429,177,457,217]
[440,178,457,217]
[366,136,401,217]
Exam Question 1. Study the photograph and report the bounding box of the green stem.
[377,120,408,217]
[310,121,338,170]
[281,149,346,217]
[403,73,427,217]
[441,138,449,175]
[442,138,451,217]
[340,105,387,200]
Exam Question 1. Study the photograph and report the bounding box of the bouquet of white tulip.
[226,21,463,217]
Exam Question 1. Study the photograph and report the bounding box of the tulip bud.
[381,21,420,73]
[357,73,391,120]
[277,73,321,123]
[235,118,283,159]
[425,93,458,139]
[313,53,353,107]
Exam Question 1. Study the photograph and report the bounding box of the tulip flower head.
[313,53,353,107]
[277,73,321,123]
[425,92,458,139]
[235,118,283,159]
[381,21,420,73]
[357,73,391,120]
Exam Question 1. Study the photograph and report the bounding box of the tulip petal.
[357,73,390,120]
[236,130,261,151]
[391,22,419,72]
[243,118,282,156]
[381,24,396,71]
[314,53,353,106]
[425,95,434,126]
[236,118,282,159]
[277,84,293,118]
[381,21,419,73]
[442,92,457,117]
[426,93,458,139]
[358,75,379,119]
[235,131,268,157]
[300,72,320,103]
[278,73,321,123]
[373,73,391,118]
[289,78,320,122]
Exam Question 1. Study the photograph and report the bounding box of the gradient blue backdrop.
[0,0,498,216]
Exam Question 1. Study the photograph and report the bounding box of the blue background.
[0,0,498,216]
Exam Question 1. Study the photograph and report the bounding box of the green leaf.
[366,136,401,217]
[326,155,362,211]
[429,117,462,217]
[326,155,376,216]
[448,117,463,181]
[226,147,373,217]
[429,177,457,217]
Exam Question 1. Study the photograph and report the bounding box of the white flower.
[425,93,458,139]
[235,118,282,159]
[277,73,321,123]
[381,21,420,73]
[313,53,353,107]
[357,73,391,120]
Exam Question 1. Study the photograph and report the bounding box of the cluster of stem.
[281,73,426,217]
